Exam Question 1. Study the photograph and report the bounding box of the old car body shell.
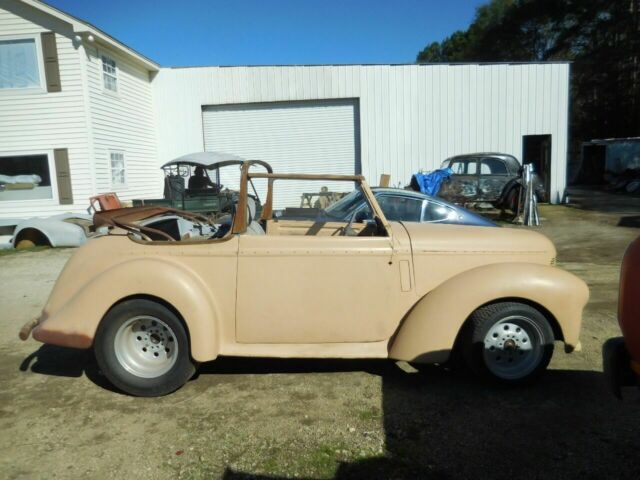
[29,160,589,365]
[31,223,587,363]
[11,213,93,248]
[438,152,543,206]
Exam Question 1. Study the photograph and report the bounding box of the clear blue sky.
[46,0,483,66]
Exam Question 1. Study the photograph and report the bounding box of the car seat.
[164,175,185,201]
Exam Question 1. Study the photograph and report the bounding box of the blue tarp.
[412,168,453,196]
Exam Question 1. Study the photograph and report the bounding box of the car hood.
[400,222,556,265]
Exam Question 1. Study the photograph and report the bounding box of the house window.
[0,154,52,201]
[0,37,42,90]
[110,152,125,186]
[102,55,117,92]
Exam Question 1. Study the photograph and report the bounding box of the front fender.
[389,262,589,363]
[32,258,221,362]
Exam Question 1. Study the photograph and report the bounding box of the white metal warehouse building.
[154,63,570,205]
[0,0,571,222]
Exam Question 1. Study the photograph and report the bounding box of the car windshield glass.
[323,189,365,219]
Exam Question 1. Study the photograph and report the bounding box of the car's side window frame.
[421,199,455,223]
[420,199,428,221]
[373,193,424,223]
[480,157,510,176]
[469,157,481,176]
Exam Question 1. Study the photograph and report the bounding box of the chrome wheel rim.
[114,316,178,378]
[482,315,544,380]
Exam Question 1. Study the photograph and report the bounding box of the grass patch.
[0,246,51,257]
[306,443,344,477]
[357,406,381,421]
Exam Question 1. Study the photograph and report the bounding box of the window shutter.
[41,32,61,92]
[54,148,73,205]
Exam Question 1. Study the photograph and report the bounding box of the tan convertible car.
[20,155,589,396]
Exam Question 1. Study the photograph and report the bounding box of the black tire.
[461,302,554,384]
[501,186,521,221]
[94,299,196,396]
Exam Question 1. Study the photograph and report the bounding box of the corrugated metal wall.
[153,63,570,202]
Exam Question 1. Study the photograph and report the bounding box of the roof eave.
[22,0,159,72]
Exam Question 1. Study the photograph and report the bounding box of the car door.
[235,229,406,344]
[439,158,479,203]
[477,157,510,202]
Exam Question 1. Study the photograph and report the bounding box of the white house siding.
[153,64,570,203]
[84,43,159,201]
[0,0,91,220]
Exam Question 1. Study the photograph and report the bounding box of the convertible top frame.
[230,162,391,237]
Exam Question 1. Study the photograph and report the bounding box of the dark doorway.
[579,144,607,184]
[522,134,552,200]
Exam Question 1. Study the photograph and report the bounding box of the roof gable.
[16,0,158,71]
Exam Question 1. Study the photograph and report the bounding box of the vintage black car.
[438,153,544,213]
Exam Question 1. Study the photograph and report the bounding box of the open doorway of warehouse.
[523,134,552,200]
[579,143,607,185]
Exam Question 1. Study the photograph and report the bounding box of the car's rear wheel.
[462,302,554,384]
[94,299,196,396]
[502,186,521,221]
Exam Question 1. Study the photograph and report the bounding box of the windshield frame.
[234,168,391,238]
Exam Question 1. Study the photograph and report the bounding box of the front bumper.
[602,337,639,398]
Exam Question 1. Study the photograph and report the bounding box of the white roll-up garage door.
[202,99,359,209]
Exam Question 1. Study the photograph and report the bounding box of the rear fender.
[32,258,221,362]
[496,178,522,207]
[389,262,589,363]
[14,221,85,248]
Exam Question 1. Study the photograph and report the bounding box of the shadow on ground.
[566,186,640,216]
[19,344,117,393]
[218,360,640,479]
[21,347,640,479]
[618,215,640,228]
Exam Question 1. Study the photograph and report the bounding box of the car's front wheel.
[94,299,196,396]
[462,302,554,384]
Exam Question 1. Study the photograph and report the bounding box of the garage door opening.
[202,99,361,209]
